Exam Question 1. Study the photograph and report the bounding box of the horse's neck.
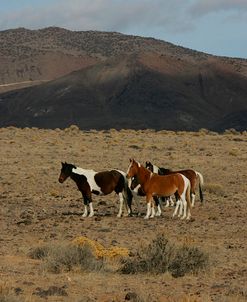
[137,166,151,186]
[70,172,85,185]
[72,167,95,176]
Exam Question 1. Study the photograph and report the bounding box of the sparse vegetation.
[29,242,104,273]
[120,234,209,277]
[29,236,129,274]
[204,183,224,195]
[0,283,23,302]
[1,127,246,301]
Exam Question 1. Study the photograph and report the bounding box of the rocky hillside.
[0,27,247,131]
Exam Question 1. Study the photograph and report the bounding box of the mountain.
[0,27,247,131]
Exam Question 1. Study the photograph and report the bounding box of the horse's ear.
[129,158,132,162]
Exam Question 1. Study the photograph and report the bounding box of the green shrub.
[29,243,104,274]
[120,234,209,277]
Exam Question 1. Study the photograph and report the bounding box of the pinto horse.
[58,162,132,217]
[126,159,192,219]
[145,161,204,207]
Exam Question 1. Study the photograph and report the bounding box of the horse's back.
[167,169,196,183]
[148,173,182,196]
[94,170,124,194]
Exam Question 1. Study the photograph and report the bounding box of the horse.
[58,162,132,217]
[126,159,192,219]
[145,161,204,207]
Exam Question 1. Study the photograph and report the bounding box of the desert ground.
[0,126,247,302]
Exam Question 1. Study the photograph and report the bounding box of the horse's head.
[145,161,154,172]
[126,158,140,179]
[58,162,76,183]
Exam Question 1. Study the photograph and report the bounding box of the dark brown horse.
[58,162,132,217]
[145,161,204,207]
[126,159,192,219]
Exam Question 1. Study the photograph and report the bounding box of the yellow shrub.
[72,236,129,259]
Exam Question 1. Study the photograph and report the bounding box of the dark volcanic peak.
[1,54,247,132]
[0,27,247,132]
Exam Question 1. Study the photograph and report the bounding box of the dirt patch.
[1,127,247,301]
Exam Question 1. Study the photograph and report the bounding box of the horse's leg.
[191,178,196,207]
[172,199,181,217]
[170,196,174,206]
[150,198,156,218]
[154,196,161,216]
[186,183,192,220]
[117,192,125,217]
[165,197,170,207]
[82,205,88,217]
[172,191,179,217]
[132,191,141,216]
[156,204,162,216]
[180,197,187,219]
[144,194,152,219]
[82,193,92,217]
[180,183,189,220]
[191,193,196,207]
[178,199,183,217]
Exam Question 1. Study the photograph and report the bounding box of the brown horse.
[145,161,204,207]
[126,159,192,219]
[58,162,132,217]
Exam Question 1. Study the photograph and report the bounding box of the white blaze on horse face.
[126,162,133,177]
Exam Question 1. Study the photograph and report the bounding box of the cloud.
[0,0,194,34]
[189,0,247,18]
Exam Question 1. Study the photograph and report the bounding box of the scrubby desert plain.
[0,126,247,302]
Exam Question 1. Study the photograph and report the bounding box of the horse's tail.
[185,177,192,213]
[195,171,204,202]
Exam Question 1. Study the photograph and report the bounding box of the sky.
[0,0,247,59]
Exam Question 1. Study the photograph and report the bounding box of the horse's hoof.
[144,216,149,219]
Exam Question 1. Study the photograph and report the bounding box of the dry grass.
[0,283,22,302]
[1,127,247,302]
[203,183,224,195]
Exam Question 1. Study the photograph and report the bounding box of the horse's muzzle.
[58,177,64,183]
